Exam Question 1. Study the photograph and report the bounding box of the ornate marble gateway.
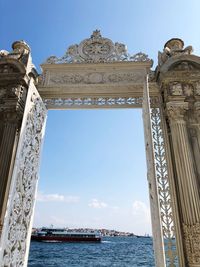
[1,33,200,267]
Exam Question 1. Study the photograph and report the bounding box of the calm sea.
[28,236,155,267]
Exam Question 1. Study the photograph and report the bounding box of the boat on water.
[31,228,101,243]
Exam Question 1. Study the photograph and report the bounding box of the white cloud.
[88,198,108,209]
[132,200,151,223]
[36,191,80,203]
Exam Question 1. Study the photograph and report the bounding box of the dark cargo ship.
[31,228,101,242]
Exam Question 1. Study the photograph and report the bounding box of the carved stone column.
[167,101,200,267]
[193,102,200,192]
[0,112,20,234]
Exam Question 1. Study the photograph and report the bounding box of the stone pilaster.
[167,101,200,267]
[0,40,38,236]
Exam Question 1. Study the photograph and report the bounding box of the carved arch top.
[159,55,200,73]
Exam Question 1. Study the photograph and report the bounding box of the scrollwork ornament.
[0,83,47,266]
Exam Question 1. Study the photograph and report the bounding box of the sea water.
[28,236,155,267]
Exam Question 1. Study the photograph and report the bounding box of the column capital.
[166,101,189,122]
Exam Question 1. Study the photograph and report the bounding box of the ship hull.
[31,235,101,243]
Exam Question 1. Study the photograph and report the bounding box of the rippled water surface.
[28,237,155,267]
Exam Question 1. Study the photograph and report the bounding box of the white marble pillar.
[167,101,200,267]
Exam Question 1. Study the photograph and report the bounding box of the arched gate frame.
[0,32,200,267]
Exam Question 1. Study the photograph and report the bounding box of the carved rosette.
[0,82,47,266]
[183,223,200,266]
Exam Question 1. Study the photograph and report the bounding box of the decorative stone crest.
[44,30,151,64]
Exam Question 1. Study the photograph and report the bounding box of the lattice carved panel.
[151,107,178,266]
[44,96,160,109]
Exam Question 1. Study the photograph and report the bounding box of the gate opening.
[29,109,154,266]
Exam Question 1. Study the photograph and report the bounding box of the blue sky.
[1,0,200,234]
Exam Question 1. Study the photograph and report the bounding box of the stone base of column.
[183,223,200,267]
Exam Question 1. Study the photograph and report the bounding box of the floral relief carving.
[50,74,84,84]
[49,71,144,85]
[107,72,143,83]
[183,84,194,97]
[0,84,47,267]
